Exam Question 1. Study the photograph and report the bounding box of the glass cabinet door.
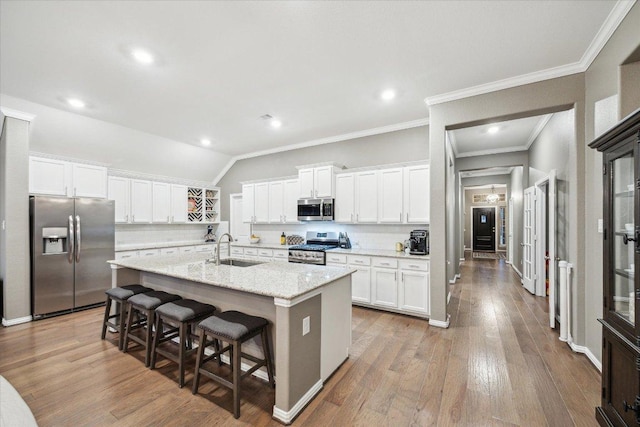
[611,151,635,326]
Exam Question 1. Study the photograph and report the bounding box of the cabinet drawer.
[258,248,273,257]
[139,249,159,257]
[273,249,288,260]
[230,247,245,256]
[372,257,398,269]
[179,246,195,253]
[399,259,429,271]
[160,247,179,255]
[326,253,347,264]
[194,244,214,253]
[348,255,370,266]
[115,250,138,260]
[244,247,258,256]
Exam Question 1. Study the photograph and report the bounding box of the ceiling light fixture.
[486,186,500,204]
[67,98,85,109]
[131,49,154,64]
[200,138,211,146]
[381,89,396,101]
[487,126,500,134]
[270,119,282,129]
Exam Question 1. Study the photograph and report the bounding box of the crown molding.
[525,114,553,149]
[212,118,429,186]
[0,106,36,122]
[424,0,635,107]
[455,145,530,159]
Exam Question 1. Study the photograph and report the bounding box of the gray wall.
[583,3,640,363]
[0,117,31,322]
[217,126,429,221]
[0,94,231,183]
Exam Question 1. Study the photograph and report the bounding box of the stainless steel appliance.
[288,231,340,265]
[339,232,351,249]
[408,229,429,255]
[30,196,115,318]
[297,198,334,221]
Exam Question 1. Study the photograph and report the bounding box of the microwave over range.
[297,198,334,221]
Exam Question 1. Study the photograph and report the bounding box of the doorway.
[472,207,496,252]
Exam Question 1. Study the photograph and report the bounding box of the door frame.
[535,169,557,328]
[508,197,514,264]
[470,205,498,252]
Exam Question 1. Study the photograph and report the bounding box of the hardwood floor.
[0,257,601,426]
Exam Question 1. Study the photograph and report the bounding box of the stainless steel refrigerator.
[30,196,115,317]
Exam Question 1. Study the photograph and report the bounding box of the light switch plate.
[598,219,604,233]
[302,316,310,336]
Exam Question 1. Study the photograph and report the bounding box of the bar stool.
[192,310,275,419]
[122,291,182,367]
[101,284,154,350]
[149,299,217,388]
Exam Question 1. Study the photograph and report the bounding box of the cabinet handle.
[400,213,402,222]
[409,264,420,268]
[65,186,68,196]
[381,262,389,266]
[167,216,169,222]
[310,190,313,197]
[406,213,409,222]
[125,214,129,222]
[315,189,318,197]
[171,216,174,222]
[356,213,359,222]
[401,272,404,282]
[132,215,135,222]
[350,213,353,222]
[395,272,397,281]
[74,187,77,196]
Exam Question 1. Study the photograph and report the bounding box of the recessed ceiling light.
[381,89,396,101]
[487,126,500,134]
[200,138,211,146]
[271,119,282,129]
[131,49,154,64]
[67,98,85,109]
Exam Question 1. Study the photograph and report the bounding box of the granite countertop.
[116,241,214,251]
[230,242,293,250]
[327,247,430,260]
[108,253,355,300]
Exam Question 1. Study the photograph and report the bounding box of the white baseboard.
[2,315,33,327]
[216,353,270,382]
[511,264,523,278]
[568,340,602,372]
[449,274,461,284]
[429,314,450,329]
[447,291,451,304]
[272,379,323,424]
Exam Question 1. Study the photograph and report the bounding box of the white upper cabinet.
[403,165,430,223]
[268,181,285,223]
[378,168,403,223]
[298,165,336,198]
[108,176,130,223]
[253,182,269,223]
[170,184,187,223]
[29,156,106,198]
[335,173,355,223]
[355,171,378,223]
[152,182,171,223]
[242,184,255,223]
[130,179,153,223]
[282,179,299,223]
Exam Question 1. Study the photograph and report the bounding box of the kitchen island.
[108,253,354,424]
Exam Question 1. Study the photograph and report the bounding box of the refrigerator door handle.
[75,215,81,262]
[68,215,74,264]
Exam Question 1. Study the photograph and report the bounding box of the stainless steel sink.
[213,259,264,267]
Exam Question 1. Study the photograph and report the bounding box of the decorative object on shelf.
[249,234,260,244]
[287,235,305,245]
[486,186,500,204]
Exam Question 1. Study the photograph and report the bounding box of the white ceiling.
[0,1,632,157]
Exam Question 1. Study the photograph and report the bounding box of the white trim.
[274,287,324,308]
[212,118,429,186]
[0,106,36,122]
[272,379,323,424]
[447,291,452,304]
[456,145,530,159]
[108,167,216,188]
[525,115,553,150]
[2,315,33,326]
[429,315,450,329]
[568,341,602,372]
[424,1,635,106]
[511,264,523,278]
[30,151,110,168]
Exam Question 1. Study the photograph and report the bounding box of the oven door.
[298,199,322,221]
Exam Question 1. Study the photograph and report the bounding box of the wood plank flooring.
[0,256,601,426]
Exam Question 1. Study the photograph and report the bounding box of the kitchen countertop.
[108,253,356,300]
[116,241,214,252]
[327,247,430,260]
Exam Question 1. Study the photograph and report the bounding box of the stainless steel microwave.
[297,198,334,221]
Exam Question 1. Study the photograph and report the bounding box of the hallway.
[0,257,601,426]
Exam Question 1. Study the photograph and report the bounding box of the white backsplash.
[115,223,226,246]
[251,223,428,251]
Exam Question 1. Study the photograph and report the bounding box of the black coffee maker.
[409,230,429,255]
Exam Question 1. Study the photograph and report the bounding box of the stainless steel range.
[288,231,340,265]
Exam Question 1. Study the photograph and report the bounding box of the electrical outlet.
[302,316,310,336]
[597,219,604,233]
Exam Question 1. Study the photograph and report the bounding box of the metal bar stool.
[122,291,182,367]
[149,299,217,388]
[192,310,275,419]
[101,284,154,350]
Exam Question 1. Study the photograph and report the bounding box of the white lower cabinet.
[398,260,429,315]
[115,250,139,260]
[371,257,399,308]
[160,247,179,255]
[273,249,288,262]
[348,255,371,304]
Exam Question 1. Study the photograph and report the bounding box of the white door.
[170,184,188,223]
[72,163,107,198]
[108,176,130,223]
[351,267,371,304]
[535,185,546,297]
[253,182,270,223]
[314,166,334,198]
[355,171,378,223]
[283,179,299,223]
[399,270,429,314]
[298,168,314,198]
[403,165,430,223]
[508,197,514,264]
[152,182,171,223]
[230,194,251,243]
[29,156,69,196]
[547,170,557,328]
[335,173,355,223]
[378,168,403,223]
[130,179,153,223]
[372,268,398,308]
[268,181,284,223]
[522,186,537,294]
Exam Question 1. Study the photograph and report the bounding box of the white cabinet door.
[379,168,403,223]
[355,171,378,223]
[335,173,355,223]
[273,249,289,262]
[170,185,188,223]
[314,165,334,198]
[253,182,269,223]
[372,267,398,308]
[71,163,107,198]
[152,182,171,223]
[404,165,429,223]
[399,270,429,314]
[351,267,371,304]
[242,184,255,223]
[283,179,299,223]
[130,179,153,223]
[29,157,69,196]
[268,181,284,223]
[108,176,131,223]
[298,168,314,198]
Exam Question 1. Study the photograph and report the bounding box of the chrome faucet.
[216,233,234,266]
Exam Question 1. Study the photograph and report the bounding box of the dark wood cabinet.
[590,108,640,426]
